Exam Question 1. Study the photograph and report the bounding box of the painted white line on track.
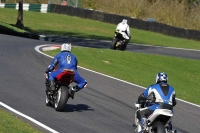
[133,43,200,52]
[35,44,200,108]
[42,45,60,51]
[0,101,59,133]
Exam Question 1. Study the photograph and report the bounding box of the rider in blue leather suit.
[137,72,176,132]
[45,43,87,99]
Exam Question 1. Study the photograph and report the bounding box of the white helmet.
[122,19,127,24]
[61,43,71,52]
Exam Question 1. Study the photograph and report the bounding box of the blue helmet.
[155,72,168,84]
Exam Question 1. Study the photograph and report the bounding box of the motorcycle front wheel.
[45,94,51,106]
[54,86,69,112]
[152,122,166,133]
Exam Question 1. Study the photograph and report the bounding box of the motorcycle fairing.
[148,109,173,126]
[56,69,75,84]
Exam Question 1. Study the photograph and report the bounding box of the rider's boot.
[140,118,147,130]
[49,80,56,92]
[122,39,126,44]
[45,79,50,92]
[172,130,177,133]
[167,122,177,133]
[69,85,80,99]
[168,129,177,133]
[167,122,172,130]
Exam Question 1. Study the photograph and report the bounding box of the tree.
[15,0,24,29]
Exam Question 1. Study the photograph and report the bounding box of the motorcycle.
[45,69,75,112]
[110,30,127,51]
[134,99,177,133]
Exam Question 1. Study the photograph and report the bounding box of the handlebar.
[135,99,154,108]
[146,99,153,103]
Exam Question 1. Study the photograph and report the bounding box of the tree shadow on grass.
[27,29,113,41]
[1,21,113,41]
[0,22,114,47]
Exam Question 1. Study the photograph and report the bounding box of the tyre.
[110,38,118,50]
[121,43,127,51]
[152,122,165,133]
[54,86,69,112]
[45,94,51,106]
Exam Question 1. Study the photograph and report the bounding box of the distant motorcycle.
[110,30,127,51]
[45,69,75,112]
[134,99,177,133]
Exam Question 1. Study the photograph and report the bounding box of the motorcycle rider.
[45,43,87,99]
[115,19,131,48]
[136,72,176,132]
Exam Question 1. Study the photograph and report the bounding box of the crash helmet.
[61,43,71,52]
[155,72,168,84]
[122,19,127,24]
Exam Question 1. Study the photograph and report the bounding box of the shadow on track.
[64,104,94,112]
[46,103,94,112]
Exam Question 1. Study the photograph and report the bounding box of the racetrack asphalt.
[0,33,200,133]
[44,35,200,60]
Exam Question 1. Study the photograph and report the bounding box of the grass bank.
[0,8,200,50]
[0,21,26,33]
[0,108,42,133]
[44,47,200,105]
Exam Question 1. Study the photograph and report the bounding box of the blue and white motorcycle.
[134,100,177,133]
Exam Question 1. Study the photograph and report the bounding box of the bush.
[84,0,200,30]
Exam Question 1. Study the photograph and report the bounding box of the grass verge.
[0,108,42,133]
[0,21,26,33]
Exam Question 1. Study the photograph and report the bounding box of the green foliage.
[24,0,48,3]
[83,0,200,30]
[187,0,200,4]
[83,0,96,9]
[1,0,48,3]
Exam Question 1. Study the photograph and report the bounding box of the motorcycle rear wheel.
[121,43,127,51]
[152,122,165,133]
[111,38,118,50]
[54,86,69,112]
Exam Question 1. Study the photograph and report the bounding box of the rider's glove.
[45,69,50,74]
